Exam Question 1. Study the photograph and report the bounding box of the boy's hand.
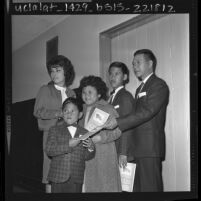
[69,138,81,147]
[82,138,94,151]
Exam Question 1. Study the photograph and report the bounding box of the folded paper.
[78,130,99,141]
[85,108,110,132]
[79,108,110,140]
[119,163,136,192]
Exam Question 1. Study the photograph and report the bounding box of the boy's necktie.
[108,90,115,104]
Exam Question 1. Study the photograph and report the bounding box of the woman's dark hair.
[62,97,83,112]
[47,55,75,86]
[79,75,108,101]
[108,61,130,84]
[134,49,157,72]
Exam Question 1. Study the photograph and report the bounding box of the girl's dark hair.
[62,97,83,112]
[47,55,75,86]
[108,61,130,84]
[79,75,108,100]
[134,49,157,72]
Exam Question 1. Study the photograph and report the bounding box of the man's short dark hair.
[134,49,157,72]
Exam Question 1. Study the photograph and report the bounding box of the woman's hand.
[69,138,81,147]
[82,138,95,151]
[103,116,118,130]
[92,135,102,143]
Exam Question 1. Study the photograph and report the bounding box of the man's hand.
[119,155,127,169]
[69,138,81,147]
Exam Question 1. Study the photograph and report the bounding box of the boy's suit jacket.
[117,74,169,159]
[45,122,95,184]
[111,88,135,162]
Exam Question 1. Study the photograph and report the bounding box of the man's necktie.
[135,82,145,99]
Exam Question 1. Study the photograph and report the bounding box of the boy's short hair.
[134,49,157,72]
[108,61,130,84]
[62,97,83,112]
[47,55,75,87]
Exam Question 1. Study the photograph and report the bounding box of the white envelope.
[114,105,120,109]
[138,92,146,98]
[119,162,136,192]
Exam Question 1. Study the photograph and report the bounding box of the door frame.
[99,14,168,85]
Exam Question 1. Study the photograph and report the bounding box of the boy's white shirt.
[67,126,77,138]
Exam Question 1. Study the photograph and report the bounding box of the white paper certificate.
[85,108,110,132]
[119,162,136,192]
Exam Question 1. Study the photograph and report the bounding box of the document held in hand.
[85,108,110,132]
[79,108,110,140]
[79,130,98,141]
[119,162,136,192]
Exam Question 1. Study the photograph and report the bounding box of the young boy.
[108,62,135,171]
[45,97,95,193]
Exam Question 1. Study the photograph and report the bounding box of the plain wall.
[12,15,136,103]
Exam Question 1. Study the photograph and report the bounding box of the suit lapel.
[61,123,72,138]
[142,74,156,93]
[135,74,156,100]
[74,125,87,138]
[74,126,81,138]
[112,88,125,105]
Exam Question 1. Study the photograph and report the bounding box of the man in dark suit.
[104,49,169,192]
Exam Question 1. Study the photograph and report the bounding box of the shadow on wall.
[10,99,44,192]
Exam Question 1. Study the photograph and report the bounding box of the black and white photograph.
[4,0,198,200]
